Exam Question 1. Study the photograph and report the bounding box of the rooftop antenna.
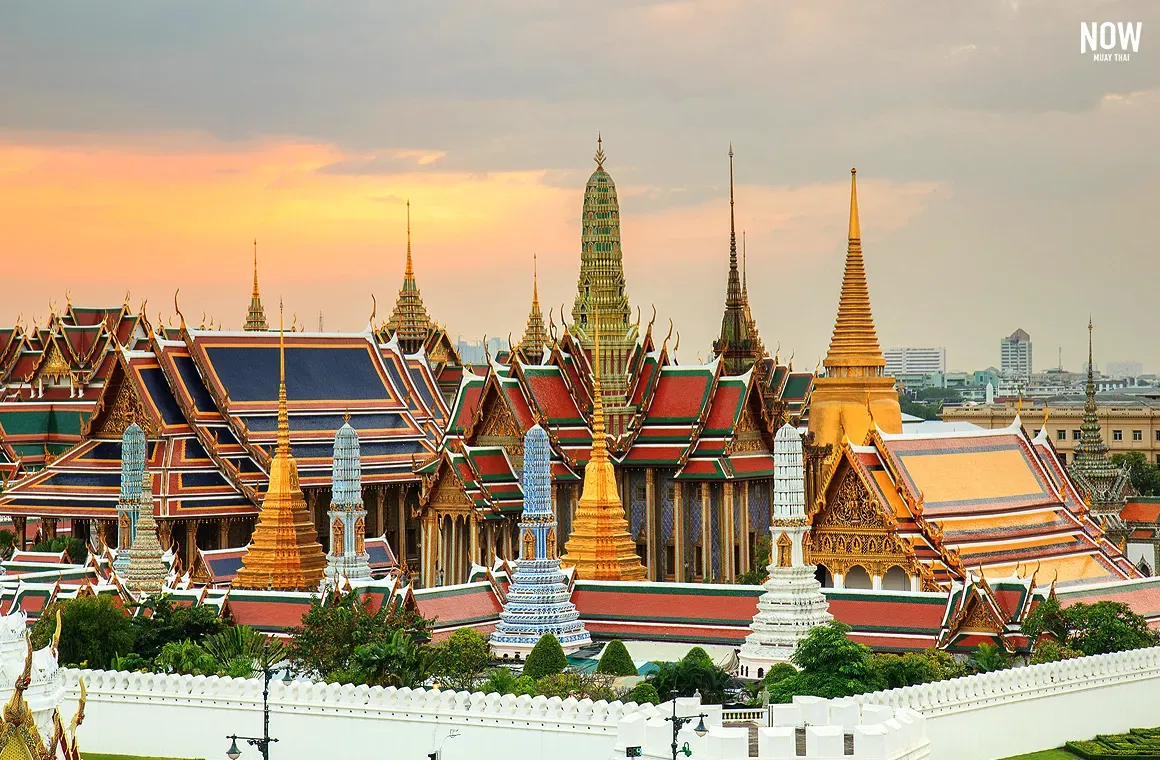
[318,311,324,332]
[1058,346,1063,372]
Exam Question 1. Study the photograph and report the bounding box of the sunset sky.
[2,1,1158,373]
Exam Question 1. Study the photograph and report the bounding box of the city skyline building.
[884,346,946,377]
[1001,328,1033,380]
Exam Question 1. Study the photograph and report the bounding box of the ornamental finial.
[594,133,605,169]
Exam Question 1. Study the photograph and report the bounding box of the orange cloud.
[0,131,943,360]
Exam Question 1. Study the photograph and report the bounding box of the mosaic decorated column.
[325,419,371,582]
[491,425,591,659]
[114,422,146,572]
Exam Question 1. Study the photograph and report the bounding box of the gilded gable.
[94,377,155,439]
[475,396,522,454]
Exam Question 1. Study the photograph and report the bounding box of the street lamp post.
[225,661,292,760]
[665,698,708,760]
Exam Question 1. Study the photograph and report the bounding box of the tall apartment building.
[1000,328,1033,380]
[884,347,947,376]
[1107,361,1144,380]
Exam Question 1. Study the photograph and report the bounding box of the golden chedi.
[234,305,326,592]
[561,310,646,581]
[807,169,902,447]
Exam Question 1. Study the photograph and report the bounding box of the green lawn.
[1000,750,1077,760]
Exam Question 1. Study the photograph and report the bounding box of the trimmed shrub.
[760,663,797,688]
[523,634,568,680]
[682,647,713,666]
[625,682,660,705]
[596,640,637,676]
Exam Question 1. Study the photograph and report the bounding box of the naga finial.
[369,293,377,327]
[174,290,186,330]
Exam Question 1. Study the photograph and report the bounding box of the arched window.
[815,564,833,588]
[883,565,910,591]
[845,565,872,589]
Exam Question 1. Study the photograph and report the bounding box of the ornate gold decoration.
[476,397,523,454]
[355,517,365,554]
[36,341,71,383]
[332,520,345,557]
[95,377,154,439]
[728,402,768,454]
[776,532,792,568]
[806,467,917,581]
[522,529,535,560]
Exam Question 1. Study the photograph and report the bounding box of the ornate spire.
[490,425,591,658]
[123,472,167,594]
[560,305,646,581]
[807,169,901,447]
[822,169,885,375]
[386,200,434,354]
[1069,318,1132,514]
[713,145,761,375]
[594,132,605,169]
[234,303,327,591]
[571,136,638,434]
[114,422,146,571]
[244,239,269,331]
[519,253,548,357]
[326,417,370,582]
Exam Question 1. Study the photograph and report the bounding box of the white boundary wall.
[61,670,639,760]
[852,646,1160,760]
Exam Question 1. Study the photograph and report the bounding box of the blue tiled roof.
[140,367,185,426]
[204,345,394,402]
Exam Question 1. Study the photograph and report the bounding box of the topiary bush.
[761,662,797,688]
[596,640,637,676]
[625,682,660,705]
[682,646,713,666]
[523,634,568,680]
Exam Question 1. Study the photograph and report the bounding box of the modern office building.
[1000,328,1033,380]
[884,346,946,377]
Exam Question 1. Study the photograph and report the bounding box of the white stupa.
[738,423,832,679]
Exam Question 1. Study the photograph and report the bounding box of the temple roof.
[830,420,1139,587]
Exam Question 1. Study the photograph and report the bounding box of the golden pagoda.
[807,169,902,447]
[519,254,548,357]
[560,308,646,581]
[386,200,434,354]
[244,239,269,331]
[233,304,327,592]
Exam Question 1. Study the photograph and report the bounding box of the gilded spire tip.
[594,133,606,169]
[849,167,861,241]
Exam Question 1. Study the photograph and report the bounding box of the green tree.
[479,669,536,696]
[969,643,1010,673]
[29,536,88,564]
[202,625,285,677]
[32,596,136,669]
[625,682,660,705]
[760,663,798,689]
[646,648,733,705]
[737,536,771,585]
[1030,640,1082,665]
[1025,598,1156,657]
[349,628,432,688]
[534,672,617,701]
[767,622,884,703]
[898,396,940,421]
[131,596,224,661]
[1112,452,1160,496]
[431,628,491,690]
[523,634,568,680]
[0,530,15,560]
[156,639,218,676]
[595,640,637,677]
[287,591,432,683]
[870,653,939,690]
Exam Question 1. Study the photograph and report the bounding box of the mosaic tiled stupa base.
[490,424,591,659]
